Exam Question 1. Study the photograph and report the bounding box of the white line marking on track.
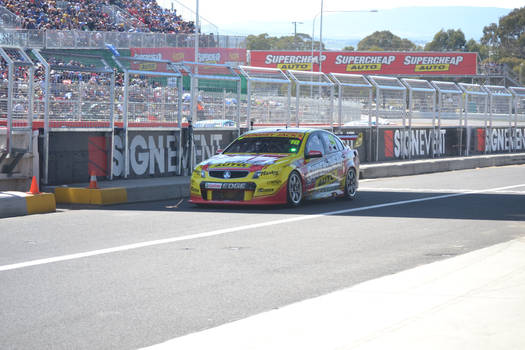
[1,183,524,273]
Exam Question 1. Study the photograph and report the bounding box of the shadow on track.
[57,190,525,222]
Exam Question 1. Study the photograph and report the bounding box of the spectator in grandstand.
[1,0,196,33]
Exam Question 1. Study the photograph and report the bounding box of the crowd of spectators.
[0,0,195,34]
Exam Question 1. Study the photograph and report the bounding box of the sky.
[157,0,523,47]
[160,0,523,27]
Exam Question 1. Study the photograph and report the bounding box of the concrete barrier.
[360,153,525,179]
[31,152,525,208]
[0,192,56,218]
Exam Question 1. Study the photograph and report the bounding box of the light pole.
[292,21,303,49]
[311,8,378,73]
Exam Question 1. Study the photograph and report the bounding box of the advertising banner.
[249,51,478,76]
[378,127,462,161]
[472,127,525,154]
[113,129,238,178]
[129,48,247,71]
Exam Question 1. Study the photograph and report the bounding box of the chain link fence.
[0,47,34,153]
[329,73,372,127]
[287,70,334,127]
[239,66,291,127]
[179,62,241,129]
[509,87,525,126]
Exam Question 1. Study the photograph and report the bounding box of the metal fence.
[509,87,525,126]
[329,73,372,127]
[239,66,291,127]
[0,29,246,50]
[3,50,525,177]
[402,78,436,127]
[431,80,463,128]
[179,61,241,130]
[287,70,334,127]
[484,85,513,128]
[0,47,34,153]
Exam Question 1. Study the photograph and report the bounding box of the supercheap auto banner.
[129,48,247,71]
[249,51,478,75]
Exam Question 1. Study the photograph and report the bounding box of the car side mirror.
[305,150,323,159]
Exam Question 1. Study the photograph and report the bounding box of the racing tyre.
[344,168,358,200]
[286,171,303,207]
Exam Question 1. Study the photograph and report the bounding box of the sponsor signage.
[129,48,247,71]
[113,131,181,177]
[474,127,525,153]
[250,51,478,75]
[379,127,462,160]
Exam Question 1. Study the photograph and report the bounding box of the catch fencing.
[329,73,372,127]
[509,87,525,125]
[239,66,291,127]
[0,29,246,50]
[3,51,525,183]
[287,70,334,127]
[0,47,34,154]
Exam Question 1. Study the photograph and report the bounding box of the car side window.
[321,132,338,154]
[305,133,324,155]
[334,137,345,151]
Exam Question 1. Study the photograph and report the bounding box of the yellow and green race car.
[190,128,359,206]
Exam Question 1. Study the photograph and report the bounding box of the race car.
[189,128,359,206]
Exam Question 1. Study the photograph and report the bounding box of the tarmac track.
[0,165,524,349]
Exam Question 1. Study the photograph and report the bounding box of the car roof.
[242,127,321,136]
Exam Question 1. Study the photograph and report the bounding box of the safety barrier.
[0,29,246,50]
[329,73,372,127]
[239,66,291,127]
[0,48,34,154]
[113,54,184,179]
[287,70,334,127]
[509,87,525,126]
[2,51,525,185]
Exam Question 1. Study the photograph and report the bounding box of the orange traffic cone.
[27,176,40,194]
[88,171,98,189]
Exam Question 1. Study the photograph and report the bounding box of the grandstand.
[0,0,195,33]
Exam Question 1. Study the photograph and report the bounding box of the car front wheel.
[344,168,358,200]
[287,171,303,207]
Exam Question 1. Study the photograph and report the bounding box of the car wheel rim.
[289,173,302,204]
[346,169,357,197]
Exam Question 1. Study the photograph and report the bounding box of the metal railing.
[0,29,246,49]
[239,66,291,127]
[287,70,334,127]
[329,73,372,127]
[0,47,34,154]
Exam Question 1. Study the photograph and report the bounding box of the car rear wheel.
[287,171,303,207]
[344,168,358,200]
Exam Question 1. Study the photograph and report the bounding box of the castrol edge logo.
[265,54,325,71]
[335,55,396,72]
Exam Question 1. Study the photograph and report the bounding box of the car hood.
[201,153,291,170]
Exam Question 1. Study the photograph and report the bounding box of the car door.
[303,132,329,198]
[319,131,345,193]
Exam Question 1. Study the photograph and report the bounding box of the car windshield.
[223,137,302,154]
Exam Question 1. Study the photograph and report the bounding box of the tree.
[342,46,355,51]
[481,7,525,59]
[357,31,417,51]
[246,33,323,51]
[424,29,466,51]
[465,39,489,60]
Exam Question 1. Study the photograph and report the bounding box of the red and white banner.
[249,51,478,76]
[129,48,247,71]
